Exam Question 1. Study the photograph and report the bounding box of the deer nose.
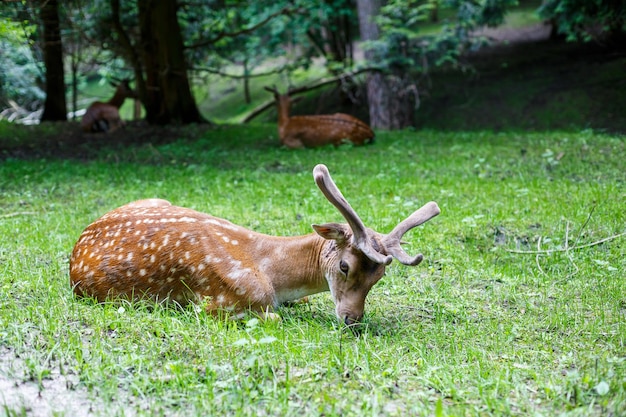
[344,315,362,326]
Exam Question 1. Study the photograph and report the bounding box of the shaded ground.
[414,27,626,133]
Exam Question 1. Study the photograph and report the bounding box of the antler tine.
[383,202,440,266]
[313,164,392,265]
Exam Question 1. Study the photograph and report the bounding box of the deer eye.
[339,260,349,275]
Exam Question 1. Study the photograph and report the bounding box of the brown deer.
[81,79,138,133]
[69,165,440,324]
[265,87,375,149]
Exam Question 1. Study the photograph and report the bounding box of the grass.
[0,125,625,416]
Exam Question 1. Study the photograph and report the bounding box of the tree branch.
[185,7,298,50]
[242,67,376,123]
[191,62,297,79]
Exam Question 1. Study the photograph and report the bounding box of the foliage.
[538,0,626,42]
[0,126,625,416]
[0,15,44,109]
[369,0,519,76]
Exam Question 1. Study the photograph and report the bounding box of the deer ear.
[312,223,349,243]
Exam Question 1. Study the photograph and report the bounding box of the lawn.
[0,125,624,416]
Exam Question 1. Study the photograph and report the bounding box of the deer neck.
[277,96,291,127]
[107,90,128,108]
[252,233,329,304]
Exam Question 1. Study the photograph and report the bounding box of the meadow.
[0,124,624,416]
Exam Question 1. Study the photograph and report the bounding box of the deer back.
[70,199,287,314]
[287,114,374,147]
[266,87,375,149]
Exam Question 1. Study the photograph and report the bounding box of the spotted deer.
[265,86,375,149]
[69,165,440,324]
[81,79,138,133]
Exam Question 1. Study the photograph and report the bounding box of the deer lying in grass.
[81,79,138,133]
[69,165,440,324]
[265,86,375,149]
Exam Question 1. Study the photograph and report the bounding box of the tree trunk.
[140,0,204,124]
[356,0,415,129]
[40,0,67,122]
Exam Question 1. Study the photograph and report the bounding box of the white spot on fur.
[139,269,147,276]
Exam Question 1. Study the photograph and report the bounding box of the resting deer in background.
[69,164,440,325]
[265,86,375,149]
[80,79,138,133]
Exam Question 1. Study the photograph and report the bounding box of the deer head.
[311,164,440,324]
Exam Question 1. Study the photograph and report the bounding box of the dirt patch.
[475,22,552,44]
[0,347,101,416]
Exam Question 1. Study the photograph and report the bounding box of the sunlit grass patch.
[0,126,624,416]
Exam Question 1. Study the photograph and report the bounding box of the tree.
[357,0,416,129]
[539,0,626,42]
[40,0,67,121]
[109,0,203,125]
[357,0,517,130]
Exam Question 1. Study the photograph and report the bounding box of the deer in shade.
[69,164,440,324]
[265,86,375,149]
[81,79,138,133]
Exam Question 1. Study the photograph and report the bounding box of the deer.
[265,86,375,149]
[69,164,440,325]
[80,79,138,133]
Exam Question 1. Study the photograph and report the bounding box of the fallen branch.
[506,232,626,254]
[0,211,37,219]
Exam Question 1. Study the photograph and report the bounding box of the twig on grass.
[0,211,37,219]
[563,221,580,277]
[535,236,545,275]
[506,232,626,254]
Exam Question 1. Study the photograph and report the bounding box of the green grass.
[0,126,624,416]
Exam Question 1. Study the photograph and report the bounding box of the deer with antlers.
[69,165,439,324]
[265,87,375,149]
[81,79,138,133]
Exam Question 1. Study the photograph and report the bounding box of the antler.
[382,201,440,266]
[313,164,393,265]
